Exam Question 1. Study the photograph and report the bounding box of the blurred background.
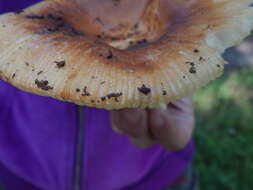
[194,32,253,190]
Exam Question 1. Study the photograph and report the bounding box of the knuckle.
[130,137,154,149]
[165,135,191,150]
[166,142,188,151]
[174,143,187,151]
[115,109,143,125]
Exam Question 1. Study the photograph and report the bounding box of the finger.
[149,107,194,151]
[111,109,155,148]
[111,109,146,137]
[167,96,193,114]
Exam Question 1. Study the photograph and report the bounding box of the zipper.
[73,106,85,190]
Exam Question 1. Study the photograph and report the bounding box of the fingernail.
[129,137,154,149]
[111,124,124,134]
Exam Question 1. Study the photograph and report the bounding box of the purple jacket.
[0,1,194,190]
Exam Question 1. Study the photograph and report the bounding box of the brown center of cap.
[58,0,187,49]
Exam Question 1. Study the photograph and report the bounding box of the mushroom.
[0,0,253,109]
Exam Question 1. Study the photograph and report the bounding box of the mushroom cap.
[0,0,253,110]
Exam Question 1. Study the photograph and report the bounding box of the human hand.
[110,96,195,150]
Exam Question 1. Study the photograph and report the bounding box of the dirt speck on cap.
[37,71,43,75]
[35,79,53,91]
[189,66,197,74]
[55,60,66,68]
[26,14,45,19]
[101,96,106,101]
[138,84,151,95]
[107,92,123,99]
[82,86,91,96]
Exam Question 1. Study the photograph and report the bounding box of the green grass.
[194,67,253,190]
